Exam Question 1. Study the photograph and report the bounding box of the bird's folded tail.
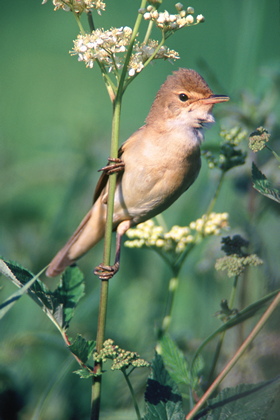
[46,210,93,277]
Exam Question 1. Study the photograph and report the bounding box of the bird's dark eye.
[179,93,188,102]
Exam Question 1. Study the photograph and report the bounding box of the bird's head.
[146,68,229,130]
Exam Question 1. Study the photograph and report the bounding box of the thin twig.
[186,292,280,419]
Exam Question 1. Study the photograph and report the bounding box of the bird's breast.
[113,130,201,224]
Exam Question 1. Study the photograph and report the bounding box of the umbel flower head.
[140,3,204,34]
[203,127,247,172]
[42,0,106,15]
[128,40,179,76]
[215,235,263,277]
[125,213,229,256]
[94,339,150,371]
[71,27,133,70]
[71,28,180,74]
[249,126,271,152]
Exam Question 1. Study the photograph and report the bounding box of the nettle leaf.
[143,353,184,420]
[159,334,192,387]
[252,163,280,203]
[0,259,84,331]
[0,260,42,319]
[196,376,280,419]
[53,266,85,329]
[69,334,96,364]
[0,259,56,311]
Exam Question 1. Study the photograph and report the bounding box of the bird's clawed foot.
[99,158,125,175]
[94,262,120,280]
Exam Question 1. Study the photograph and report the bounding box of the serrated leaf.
[0,261,43,319]
[69,334,95,364]
[143,353,184,420]
[52,266,85,328]
[159,334,192,386]
[0,259,84,331]
[196,376,280,419]
[252,163,280,203]
[0,258,58,311]
[74,368,94,379]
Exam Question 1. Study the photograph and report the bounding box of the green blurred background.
[1,1,280,419]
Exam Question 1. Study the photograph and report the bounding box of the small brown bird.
[46,68,229,278]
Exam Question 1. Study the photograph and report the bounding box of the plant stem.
[91,97,121,420]
[207,275,239,384]
[91,281,109,418]
[228,275,239,309]
[158,273,179,342]
[122,370,142,420]
[205,171,225,217]
[73,13,86,35]
[186,291,280,420]
[174,169,226,270]
[158,169,228,343]
[143,20,154,44]
[86,10,95,31]
[90,4,147,418]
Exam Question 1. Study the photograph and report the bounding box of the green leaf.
[53,266,85,328]
[252,163,280,203]
[68,334,96,364]
[143,353,184,420]
[196,376,280,419]
[0,258,56,311]
[0,259,84,331]
[191,289,279,372]
[0,260,43,319]
[159,334,192,386]
[74,368,95,379]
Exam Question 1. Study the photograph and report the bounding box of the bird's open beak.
[200,95,229,105]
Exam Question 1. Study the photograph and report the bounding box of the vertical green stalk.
[207,275,239,385]
[205,171,225,217]
[91,4,147,418]
[91,98,121,420]
[158,274,179,343]
[122,370,141,420]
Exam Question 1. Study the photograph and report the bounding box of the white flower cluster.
[139,3,204,33]
[125,213,229,254]
[42,0,106,14]
[71,27,133,69]
[128,40,180,76]
[71,28,180,75]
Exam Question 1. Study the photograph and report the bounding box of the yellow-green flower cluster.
[215,235,263,277]
[220,126,248,146]
[249,127,271,152]
[94,339,150,371]
[42,0,106,14]
[125,213,229,254]
[140,4,204,33]
[203,127,247,171]
[189,212,229,235]
[215,254,263,277]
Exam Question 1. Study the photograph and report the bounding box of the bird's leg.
[94,220,132,280]
[98,158,125,175]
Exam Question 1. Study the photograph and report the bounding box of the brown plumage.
[46,68,229,278]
